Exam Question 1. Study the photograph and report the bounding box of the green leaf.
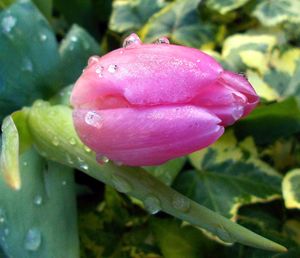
[180,131,282,220]
[235,97,300,144]
[143,157,185,186]
[206,0,250,15]
[59,24,100,86]
[252,0,300,27]
[0,0,61,121]
[221,33,277,73]
[0,148,79,258]
[140,0,217,48]
[109,0,166,33]
[263,48,300,98]
[26,101,287,252]
[282,169,300,209]
[151,218,212,258]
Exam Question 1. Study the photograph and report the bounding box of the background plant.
[0,0,300,257]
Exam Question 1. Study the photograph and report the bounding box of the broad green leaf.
[222,33,277,73]
[246,70,279,101]
[0,148,79,258]
[282,169,300,209]
[109,0,166,33]
[0,0,14,9]
[140,0,217,48]
[223,206,296,258]
[252,0,300,27]
[32,0,52,20]
[53,0,93,30]
[27,101,287,252]
[59,24,100,86]
[143,157,185,186]
[0,1,61,121]
[151,219,212,258]
[235,98,300,144]
[263,48,300,97]
[180,131,282,220]
[206,0,250,14]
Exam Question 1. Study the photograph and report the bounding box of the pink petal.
[73,106,224,166]
[71,44,223,109]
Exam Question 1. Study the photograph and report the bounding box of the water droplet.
[66,154,74,165]
[79,163,89,171]
[0,209,7,225]
[155,36,169,44]
[39,33,47,41]
[216,225,234,243]
[144,195,161,214]
[52,136,59,146]
[95,65,104,78]
[84,146,91,153]
[1,16,16,33]
[70,36,78,42]
[108,64,117,74]
[96,154,109,164]
[23,161,28,167]
[111,175,132,193]
[69,137,76,145]
[33,195,42,206]
[21,58,33,72]
[196,59,201,63]
[62,180,67,186]
[232,105,244,120]
[172,195,190,212]
[122,33,142,48]
[85,111,103,128]
[88,55,101,66]
[24,228,42,251]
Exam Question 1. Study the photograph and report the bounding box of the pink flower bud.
[71,33,259,166]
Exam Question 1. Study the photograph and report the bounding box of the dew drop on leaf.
[33,195,43,206]
[1,16,16,33]
[172,195,191,212]
[96,154,109,164]
[144,195,161,214]
[52,136,59,146]
[24,228,42,251]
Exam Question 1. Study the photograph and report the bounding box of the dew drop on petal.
[154,36,170,44]
[232,105,244,120]
[85,111,103,128]
[24,228,42,251]
[172,195,191,212]
[122,33,142,48]
[95,65,104,78]
[88,55,101,66]
[108,64,118,74]
[144,195,161,214]
[111,175,132,193]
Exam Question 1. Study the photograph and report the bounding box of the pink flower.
[71,34,259,166]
